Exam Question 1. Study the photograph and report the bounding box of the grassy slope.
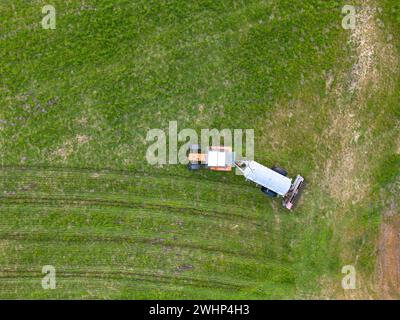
[0,0,397,299]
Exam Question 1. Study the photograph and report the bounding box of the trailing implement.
[187,145,305,210]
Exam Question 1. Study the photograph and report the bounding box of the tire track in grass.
[1,202,266,253]
[1,202,271,267]
[1,168,269,265]
[0,279,236,299]
[0,166,266,216]
[0,145,269,295]
[0,231,263,259]
[0,196,264,227]
[0,269,245,291]
[2,237,270,285]
[0,164,252,189]
[1,188,262,220]
[0,231,264,262]
[0,202,264,238]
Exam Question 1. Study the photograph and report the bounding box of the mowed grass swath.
[0,0,399,299]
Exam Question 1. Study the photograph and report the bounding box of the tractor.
[187,144,305,210]
[187,144,234,171]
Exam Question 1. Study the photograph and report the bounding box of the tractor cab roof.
[207,150,228,167]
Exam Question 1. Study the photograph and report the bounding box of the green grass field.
[0,0,399,299]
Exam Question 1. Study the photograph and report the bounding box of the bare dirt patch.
[323,112,368,204]
[349,4,398,94]
[76,134,91,145]
[376,212,400,299]
[318,0,400,298]
[51,134,92,161]
[349,5,380,93]
[323,1,398,205]
[53,139,74,161]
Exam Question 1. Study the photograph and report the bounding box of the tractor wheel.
[261,186,277,197]
[189,144,201,153]
[271,166,288,177]
[188,163,201,171]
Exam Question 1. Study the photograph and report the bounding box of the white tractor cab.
[187,144,235,172]
[187,144,305,210]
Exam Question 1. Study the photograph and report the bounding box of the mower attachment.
[283,175,305,210]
